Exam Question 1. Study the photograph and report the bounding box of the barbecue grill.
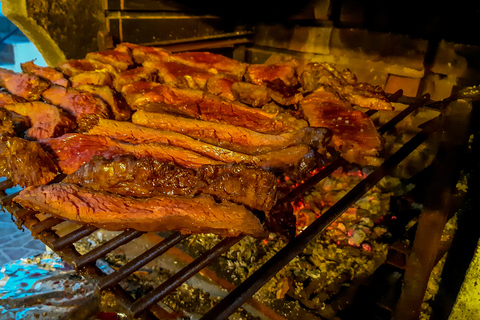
[1,0,480,319]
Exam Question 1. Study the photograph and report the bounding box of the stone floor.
[0,183,47,267]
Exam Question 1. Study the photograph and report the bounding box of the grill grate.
[1,92,451,319]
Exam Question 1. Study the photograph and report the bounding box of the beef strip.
[0,69,50,101]
[64,156,278,212]
[0,95,31,137]
[69,71,113,88]
[299,90,383,166]
[120,81,163,108]
[41,133,224,174]
[56,59,119,77]
[20,61,70,87]
[0,107,15,137]
[132,110,330,155]
[13,183,266,237]
[205,74,236,101]
[115,42,171,64]
[41,85,111,121]
[76,85,131,121]
[85,50,134,71]
[0,136,58,187]
[245,61,299,87]
[85,118,315,170]
[3,102,76,140]
[144,60,215,90]
[231,81,271,107]
[170,51,247,80]
[0,91,27,106]
[126,82,307,134]
[299,62,393,110]
[112,67,157,92]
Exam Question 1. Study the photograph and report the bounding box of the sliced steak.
[3,102,76,140]
[64,156,278,212]
[170,51,247,80]
[21,61,70,87]
[132,110,330,155]
[76,85,131,121]
[121,81,163,108]
[41,133,224,174]
[86,50,134,71]
[0,69,50,101]
[245,61,299,87]
[115,42,171,64]
[69,71,113,88]
[299,62,393,110]
[56,59,119,77]
[14,183,266,237]
[205,74,236,101]
[0,136,58,187]
[231,81,271,107]
[300,90,383,166]
[112,66,157,92]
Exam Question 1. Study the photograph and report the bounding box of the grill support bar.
[202,104,438,320]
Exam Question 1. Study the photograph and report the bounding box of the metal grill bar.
[202,97,437,320]
[51,225,99,251]
[99,231,189,289]
[131,235,244,316]
[74,229,145,269]
[30,216,64,235]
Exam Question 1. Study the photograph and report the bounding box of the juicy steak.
[0,136,58,187]
[0,69,50,101]
[300,90,383,166]
[13,183,266,237]
[20,61,70,87]
[64,156,278,212]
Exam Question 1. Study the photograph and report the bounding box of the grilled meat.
[0,69,50,101]
[0,91,27,106]
[0,107,15,137]
[75,85,131,121]
[299,62,393,110]
[0,136,58,187]
[170,51,247,80]
[112,67,157,92]
[205,74,236,101]
[41,133,224,174]
[69,70,113,88]
[121,81,162,108]
[86,50,134,71]
[3,102,76,140]
[266,79,303,106]
[231,81,271,107]
[20,61,70,87]
[132,110,329,155]
[115,42,171,64]
[56,59,119,77]
[299,90,383,166]
[144,60,215,90]
[125,82,308,134]
[41,85,111,121]
[13,183,266,237]
[245,61,299,87]
[64,156,278,212]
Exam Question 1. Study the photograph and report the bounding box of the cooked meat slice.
[41,85,111,120]
[121,81,163,108]
[265,79,303,106]
[69,71,113,88]
[245,61,299,87]
[0,91,27,106]
[3,102,76,140]
[56,59,119,77]
[170,51,247,80]
[41,133,224,174]
[0,136,58,187]
[0,69,50,101]
[64,156,278,212]
[76,85,131,121]
[115,42,171,64]
[86,118,314,170]
[112,66,157,92]
[0,107,15,137]
[144,60,215,90]
[13,183,266,237]
[128,83,307,134]
[132,110,329,155]
[20,61,70,87]
[86,50,134,71]
[299,62,393,110]
[299,90,383,166]
[231,81,271,107]
[205,74,236,100]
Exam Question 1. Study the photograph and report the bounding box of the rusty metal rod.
[30,216,64,236]
[131,235,244,316]
[51,225,99,251]
[0,178,14,192]
[74,229,145,269]
[201,117,438,320]
[99,232,189,290]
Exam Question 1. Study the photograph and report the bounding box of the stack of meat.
[0,43,393,239]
